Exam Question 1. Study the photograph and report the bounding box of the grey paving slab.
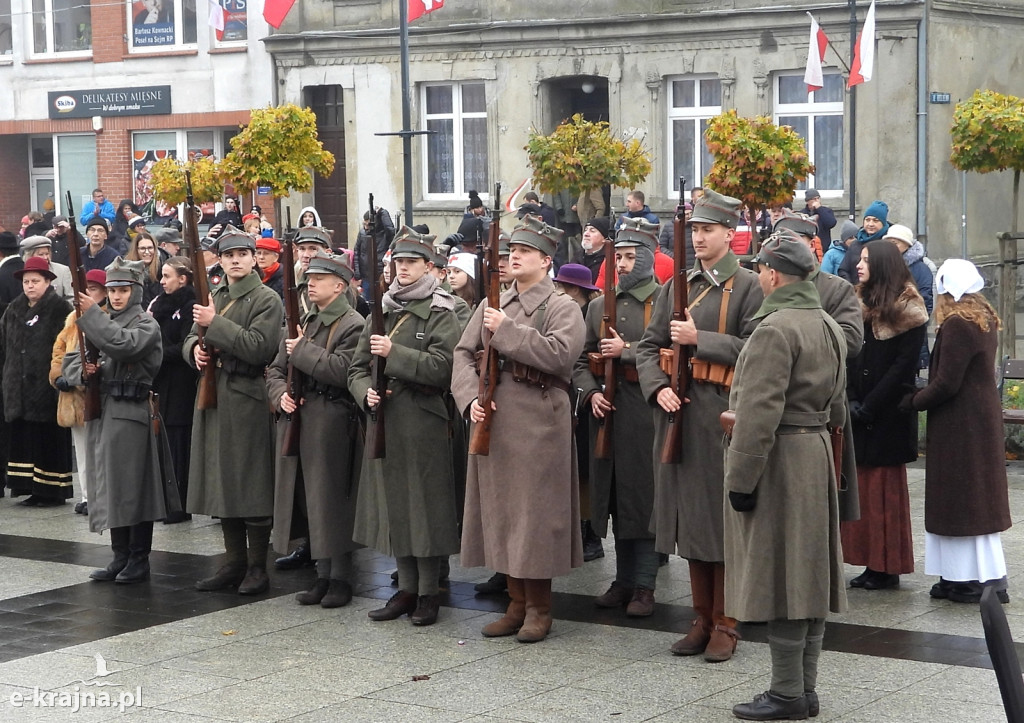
[61,630,230,666]
[343,629,511,673]
[0,650,136,690]
[364,667,557,715]
[837,691,1006,721]
[0,558,98,600]
[285,696,476,722]
[157,677,350,722]
[539,622,673,660]
[572,659,753,705]
[53,665,240,707]
[815,651,951,691]
[256,654,429,698]
[487,684,684,722]
[156,642,319,680]
[451,644,634,686]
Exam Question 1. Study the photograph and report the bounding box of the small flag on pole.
[848,0,876,88]
[409,0,444,23]
[264,0,296,29]
[804,13,828,93]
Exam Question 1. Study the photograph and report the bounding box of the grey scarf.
[618,245,655,292]
[382,273,455,312]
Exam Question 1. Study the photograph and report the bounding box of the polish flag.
[848,0,876,88]
[208,0,226,41]
[264,0,296,29]
[803,13,828,92]
[409,0,444,23]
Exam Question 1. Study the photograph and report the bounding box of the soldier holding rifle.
[636,189,763,662]
[452,214,586,643]
[184,228,283,596]
[348,226,461,627]
[574,217,662,618]
[269,252,364,609]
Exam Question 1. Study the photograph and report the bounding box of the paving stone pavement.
[0,459,1021,721]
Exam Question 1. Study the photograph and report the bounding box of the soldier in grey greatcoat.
[184,228,283,596]
[64,257,172,584]
[636,190,763,663]
[725,234,847,721]
[348,227,462,627]
[269,252,364,608]
[573,218,662,617]
[452,215,587,643]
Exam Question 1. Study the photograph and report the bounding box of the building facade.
[266,0,1024,261]
[0,0,272,229]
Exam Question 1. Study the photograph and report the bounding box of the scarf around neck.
[382,273,455,312]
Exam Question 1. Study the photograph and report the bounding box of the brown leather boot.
[410,595,441,626]
[320,580,353,608]
[238,565,270,595]
[368,591,417,621]
[516,578,552,643]
[670,616,712,655]
[295,578,330,605]
[705,563,739,662]
[195,563,247,591]
[482,575,525,637]
[671,560,714,655]
[626,587,655,617]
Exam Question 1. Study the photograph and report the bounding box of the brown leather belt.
[500,366,570,395]
[618,365,640,383]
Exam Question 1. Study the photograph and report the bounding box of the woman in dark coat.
[110,199,140,256]
[0,256,73,504]
[149,256,198,524]
[905,259,1011,603]
[841,241,928,590]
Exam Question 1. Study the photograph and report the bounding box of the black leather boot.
[116,522,153,583]
[197,518,247,591]
[274,541,313,570]
[90,527,130,582]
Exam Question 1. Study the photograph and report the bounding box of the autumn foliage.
[704,109,814,220]
[148,155,225,206]
[951,90,1024,174]
[525,114,652,196]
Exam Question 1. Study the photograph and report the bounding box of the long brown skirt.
[840,464,915,575]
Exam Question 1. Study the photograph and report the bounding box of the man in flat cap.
[636,188,764,662]
[185,226,284,596]
[453,214,586,643]
[268,252,365,608]
[724,232,847,721]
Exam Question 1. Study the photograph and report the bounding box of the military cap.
[104,256,146,287]
[217,225,256,254]
[773,209,818,239]
[432,243,451,268]
[391,226,437,260]
[615,217,659,251]
[305,251,354,283]
[509,214,562,257]
[294,226,331,248]
[752,229,816,278]
[498,231,511,256]
[689,189,742,229]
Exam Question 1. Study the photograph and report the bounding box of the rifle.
[284,206,294,245]
[365,193,388,459]
[280,235,302,457]
[592,205,617,460]
[468,183,502,456]
[63,193,102,422]
[184,171,217,409]
[660,177,691,464]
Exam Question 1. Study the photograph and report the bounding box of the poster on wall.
[132,0,175,47]
[220,0,247,42]
[134,148,175,218]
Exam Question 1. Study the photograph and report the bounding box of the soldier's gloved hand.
[54,376,72,393]
[728,490,756,512]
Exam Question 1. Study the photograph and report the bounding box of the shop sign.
[48,86,172,119]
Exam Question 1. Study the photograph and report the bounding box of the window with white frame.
[421,82,488,198]
[31,0,91,56]
[775,71,844,193]
[128,0,197,51]
[667,76,721,196]
[0,0,13,56]
[132,129,230,219]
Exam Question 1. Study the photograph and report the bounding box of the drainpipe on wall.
[916,0,929,250]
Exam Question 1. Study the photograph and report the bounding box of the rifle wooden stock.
[64,192,102,422]
[660,177,690,464]
[468,183,502,456]
[592,212,617,460]
[365,193,388,460]
[280,238,302,457]
[183,172,217,410]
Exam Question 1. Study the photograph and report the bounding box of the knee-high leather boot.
[705,562,740,662]
[516,578,552,643]
[482,575,525,637]
[671,560,714,655]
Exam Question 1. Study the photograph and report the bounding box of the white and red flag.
[409,0,444,23]
[803,13,828,92]
[264,0,296,29]
[208,0,227,41]
[848,0,876,88]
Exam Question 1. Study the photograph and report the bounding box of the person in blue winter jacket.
[615,190,660,230]
[821,220,858,276]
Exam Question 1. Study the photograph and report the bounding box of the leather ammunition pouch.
[588,353,639,383]
[306,381,350,402]
[101,379,152,402]
[474,350,569,394]
[659,349,734,390]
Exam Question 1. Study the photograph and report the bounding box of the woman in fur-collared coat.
[841,241,928,591]
[1,257,73,505]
